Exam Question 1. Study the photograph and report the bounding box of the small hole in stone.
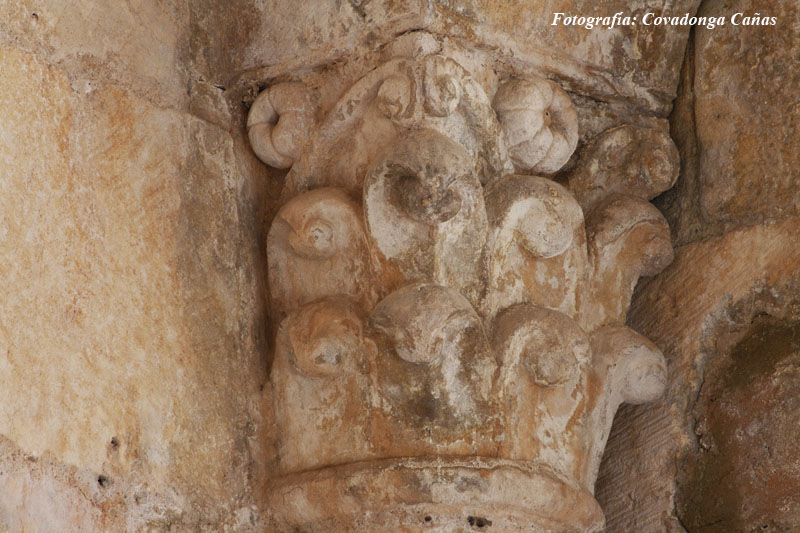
[98,475,110,488]
[761,526,769,530]
[110,437,119,448]
[31,12,38,19]
[424,515,432,522]
[467,515,491,528]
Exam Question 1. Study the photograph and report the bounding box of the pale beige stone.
[596,3,800,529]
[364,129,488,306]
[493,77,579,175]
[0,0,189,108]
[267,187,378,320]
[568,125,680,212]
[232,0,700,116]
[598,217,800,532]
[0,46,266,531]
[260,46,674,532]
[15,1,793,531]
[483,175,586,322]
[247,82,316,169]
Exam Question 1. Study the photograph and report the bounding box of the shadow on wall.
[677,316,800,532]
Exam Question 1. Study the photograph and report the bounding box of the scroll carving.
[581,194,674,331]
[247,82,315,169]
[483,174,586,321]
[493,77,579,174]
[568,125,680,211]
[583,326,667,485]
[267,187,379,320]
[252,42,677,532]
[368,283,498,456]
[271,297,372,473]
[492,304,591,485]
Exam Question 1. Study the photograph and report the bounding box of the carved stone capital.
[252,37,676,532]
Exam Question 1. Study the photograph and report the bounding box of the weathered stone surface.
[597,3,800,531]
[433,0,701,115]
[225,0,699,117]
[17,0,800,531]
[494,77,579,174]
[658,0,800,245]
[568,125,679,212]
[0,0,190,108]
[678,317,800,532]
[596,217,800,532]
[258,45,674,531]
[222,0,430,82]
[0,45,266,530]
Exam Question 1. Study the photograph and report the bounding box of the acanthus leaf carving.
[368,283,498,457]
[581,193,674,331]
[271,297,373,474]
[483,174,586,322]
[364,128,487,306]
[490,302,597,493]
[568,124,680,212]
[254,42,675,532]
[583,326,667,487]
[267,187,380,321]
[492,304,590,390]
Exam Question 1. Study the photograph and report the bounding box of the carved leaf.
[492,303,591,480]
[364,129,487,306]
[582,326,667,487]
[568,124,680,211]
[267,188,378,320]
[493,304,590,388]
[483,174,586,321]
[581,194,673,331]
[367,283,498,456]
[271,298,373,473]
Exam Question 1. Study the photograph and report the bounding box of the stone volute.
[249,33,678,533]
